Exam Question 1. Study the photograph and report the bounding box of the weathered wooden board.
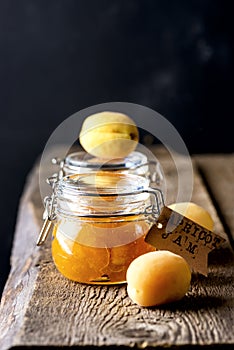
[0,147,233,349]
[195,153,234,246]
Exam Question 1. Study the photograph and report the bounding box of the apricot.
[79,111,139,159]
[126,250,191,307]
[168,202,214,231]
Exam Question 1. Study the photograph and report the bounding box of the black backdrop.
[0,0,233,295]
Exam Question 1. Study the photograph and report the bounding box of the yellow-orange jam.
[48,172,163,284]
[52,218,154,284]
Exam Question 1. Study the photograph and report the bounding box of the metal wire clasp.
[36,174,58,246]
[51,157,65,179]
[129,160,164,186]
[143,188,165,218]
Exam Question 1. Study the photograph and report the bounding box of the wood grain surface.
[0,146,233,349]
[195,153,234,246]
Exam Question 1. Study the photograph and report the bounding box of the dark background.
[0,0,233,296]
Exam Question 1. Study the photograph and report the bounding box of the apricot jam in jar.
[39,172,164,284]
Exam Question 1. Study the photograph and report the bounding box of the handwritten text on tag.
[145,206,225,276]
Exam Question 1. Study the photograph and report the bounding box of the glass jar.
[37,172,164,285]
[52,150,165,191]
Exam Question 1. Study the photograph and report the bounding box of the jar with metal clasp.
[37,172,164,285]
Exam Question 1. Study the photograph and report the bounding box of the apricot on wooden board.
[168,202,214,231]
[126,250,191,307]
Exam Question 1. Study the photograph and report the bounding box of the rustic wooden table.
[0,146,233,349]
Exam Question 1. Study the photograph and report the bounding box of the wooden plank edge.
[0,166,41,350]
[194,154,234,250]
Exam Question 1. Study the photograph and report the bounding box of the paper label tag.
[145,206,225,276]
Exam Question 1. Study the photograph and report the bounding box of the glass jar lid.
[59,172,149,195]
[63,150,148,173]
[52,149,166,195]
[55,172,162,218]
